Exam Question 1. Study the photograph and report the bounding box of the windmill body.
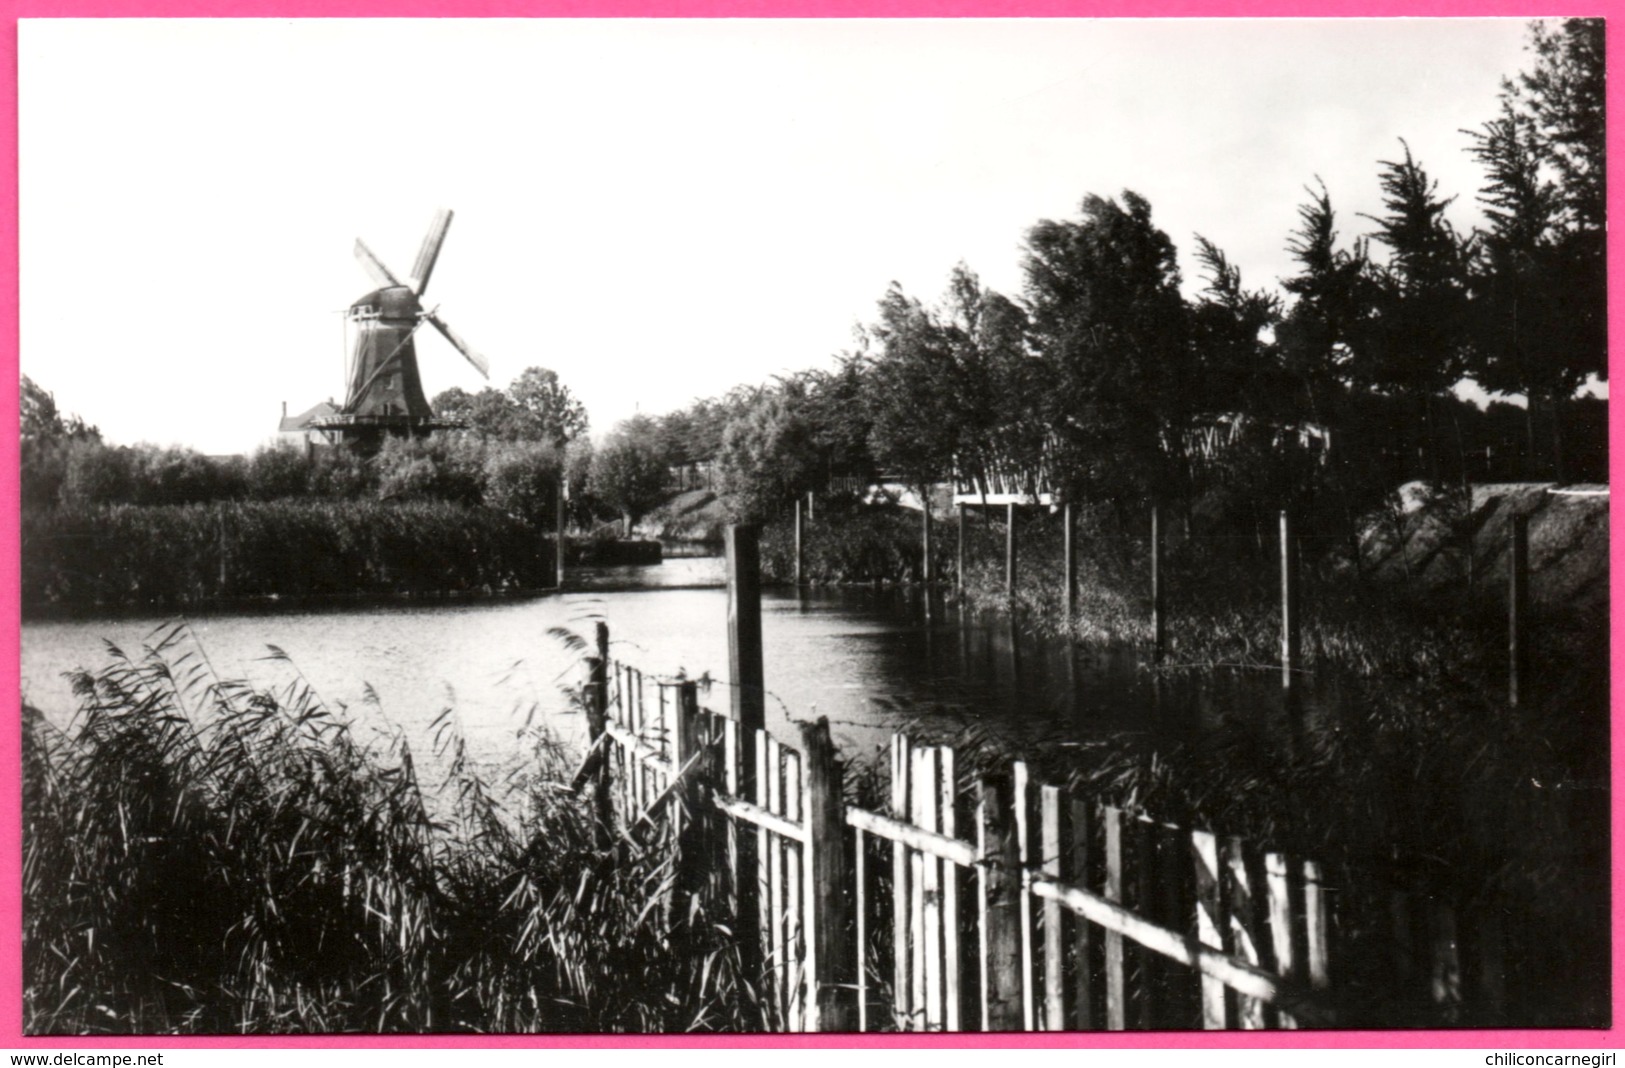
[289,209,489,451]
[343,285,436,422]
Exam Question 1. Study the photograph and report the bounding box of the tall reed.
[23,623,762,1034]
[22,499,554,614]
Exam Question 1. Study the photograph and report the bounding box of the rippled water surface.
[23,556,1309,776]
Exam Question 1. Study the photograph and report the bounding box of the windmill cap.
[350,285,420,320]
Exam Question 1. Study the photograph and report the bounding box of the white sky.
[20,18,1555,455]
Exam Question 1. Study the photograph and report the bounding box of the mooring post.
[1281,510,1301,703]
[921,494,933,586]
[1151,505,1165,662]
[807,488,816,523]
[217,512,229,595]
[1063,501,1077,625]
[794,496,806,587]
[800,717,856,1032]
[1005,502,1018,598]
[725,523,766,979]
[588,622,612,848]
[956,502,967,590]
[1509,513,1529,709]
[555,476,567,589]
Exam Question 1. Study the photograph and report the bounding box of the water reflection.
[22,557,1337,778]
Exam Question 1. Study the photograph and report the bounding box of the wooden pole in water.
[555,475,567,589]
[726,523,766,979]
[922,493,933,585]
[1509,512,1530,709]
[1005,502,1018,598]
[1151,505,1165,662]
[794,496,806,587]
[957,503,967,591]
[1281,510,1301,703]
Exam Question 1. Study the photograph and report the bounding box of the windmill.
[296,209,489,449]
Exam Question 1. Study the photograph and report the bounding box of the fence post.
[801,717,856,1032]
[1151,505,1165,663]
[957,503,967,590]
[588,622,612,848]
[1280,510,1300,704]
[555,476,567,588]
[922,494,933,586]
[1005,503,1018,598]
[795,497,806,587]
[726,523,766,982]
[1508,513,1529,709]
[671,681,711,925]
[977,775,1024,1030]
[1063,501,1077,625]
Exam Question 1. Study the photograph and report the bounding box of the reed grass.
[23,623,762,1034]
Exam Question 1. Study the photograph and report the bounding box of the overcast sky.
[20,18,1553,455]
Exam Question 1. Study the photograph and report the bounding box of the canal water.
[21,556,1307,780]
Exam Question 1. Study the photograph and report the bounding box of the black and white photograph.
[16,17,1610,1036]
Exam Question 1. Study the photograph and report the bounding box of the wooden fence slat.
[1068,797,1094,1030]
[785,746,805,1031]
[1265,852,1300,1029]
[892,735,912,1028]
[908,747,927,1030]
[1304,860,1330,993]
[1103,806,1126,1030]
[1223,836,1267,1029]
[1013,761,1036,1031]
[939,746,962,1033]
[1029,879,1336,1028]
[801,719,854,1032]
[919,747,944,1031]
[1040,785,1064,1031]
[978,775,1023,1031]
[724,718,743,926]
[1132,817,1156,1029]
[1192,828,1228,1029]
[856,827,869,1032]
[766,736,788,1026]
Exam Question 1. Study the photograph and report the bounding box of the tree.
[1022,191,1190,507]
[1463,18,1607,478]
[590,416,671,534]
[484,441,563,528]
[21,376,100,509]
[507,367,589,448]
[860,283,962,492]
[716,389,819,523]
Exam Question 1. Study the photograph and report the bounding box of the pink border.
[0,2,1618,1052]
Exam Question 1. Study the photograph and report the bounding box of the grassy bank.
[23,625,760,1034]
[759,498,954,586]
[22,500,556,615]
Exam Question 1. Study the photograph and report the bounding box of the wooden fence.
[576,625,1348,1033]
